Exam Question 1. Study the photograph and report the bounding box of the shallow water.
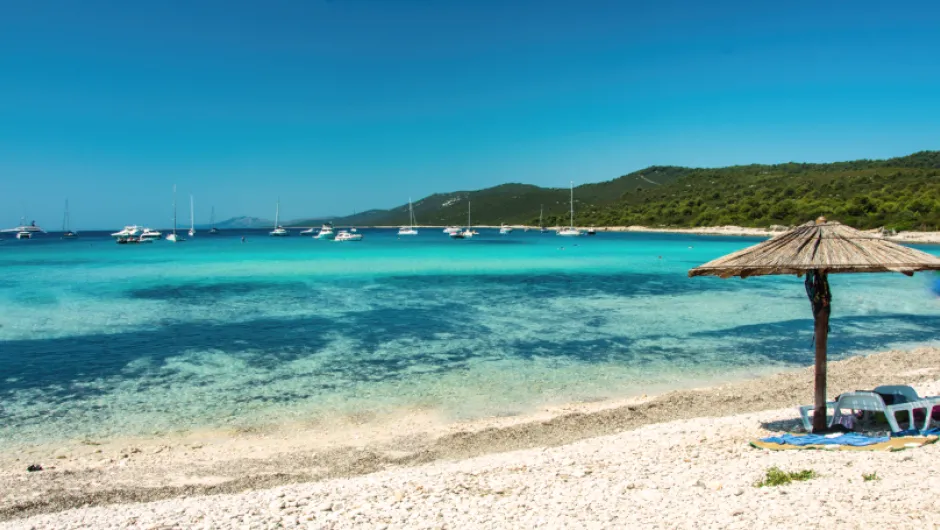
[1,229,938,447]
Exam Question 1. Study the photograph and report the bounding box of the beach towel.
[761,433,888,447]
[891,427,940,438]
[750,435,937,452]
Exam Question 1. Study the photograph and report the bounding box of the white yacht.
[443,226,461,234]
[334,230,363,242]
[112,225,142,238]
[62,200,78,239]
[299,227,316,235]
[16,230,31,239]
[398,198,418,236]
[188,195,196,237]
[270,199,289,236]
[2,218,45,235]
[557,181,582,237]
[140,228,162,241]
[315,223,336,240]
[499,224,513,234]
[166,185,185,242]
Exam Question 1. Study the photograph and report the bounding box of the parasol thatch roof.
[689,218,940,279]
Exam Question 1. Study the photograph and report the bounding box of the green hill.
[294,151,940,231]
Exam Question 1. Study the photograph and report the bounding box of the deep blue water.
[1,228,938,446]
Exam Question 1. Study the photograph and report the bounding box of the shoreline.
[345,225,940,244]
[3,345,939,523]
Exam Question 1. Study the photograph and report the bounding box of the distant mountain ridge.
[201,216,273,229]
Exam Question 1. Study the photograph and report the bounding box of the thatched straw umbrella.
[689,217,940,432]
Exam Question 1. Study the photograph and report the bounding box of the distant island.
[223,151,940,232]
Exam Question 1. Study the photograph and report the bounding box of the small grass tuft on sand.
[754,466,818,487]
[862,472,880,482]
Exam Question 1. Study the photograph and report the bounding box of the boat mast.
[408,198,414,229]
[468,200,471,229]
[190,195,195,231]
[539,204,543,229]
[210,206,215,228]
[569,181,574,229]
[172,185,178,235]
[275,199,280,228]
[63,199,70,232]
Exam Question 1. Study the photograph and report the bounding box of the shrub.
[754,466,819,487]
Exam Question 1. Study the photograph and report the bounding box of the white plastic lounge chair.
[874,385,940,432]
[798,391,917,433]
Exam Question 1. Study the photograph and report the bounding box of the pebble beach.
[3,347,940,529]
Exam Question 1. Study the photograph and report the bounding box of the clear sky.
[2,0,939,229]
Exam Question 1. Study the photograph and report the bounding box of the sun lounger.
[874,385,940,432]
[798,391,929,434]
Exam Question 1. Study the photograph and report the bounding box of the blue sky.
[2,0,939,229]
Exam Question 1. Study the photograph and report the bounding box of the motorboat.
[140,228,162,241]
[557,181,582,237]
[499,224,513,234]
[116,235,151,245]
[299,227,316,235]
[334,230,363,242]
[112,225,142,238]
[587,227,597,236]
[62,200,78,239]
[2,218,45,235]
[270,199,290,236]
[166,185,186,242]
[315,223,336,240]
[398,198,418,235]
[443,226,461,234]
[16,231,31,240]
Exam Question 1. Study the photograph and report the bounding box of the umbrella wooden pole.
[812,304,831,432]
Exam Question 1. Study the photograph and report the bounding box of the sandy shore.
[2,346,939,528]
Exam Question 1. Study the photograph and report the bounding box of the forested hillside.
[293,151,940,231]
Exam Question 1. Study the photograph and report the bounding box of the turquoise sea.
[1,229,938,448]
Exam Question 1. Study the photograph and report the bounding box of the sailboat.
[398,198,418,236]
[451,201,474,239]
[539,205,547,233]
[209,207,219,234]
[188,195,196,237]
[62,200,78,239]
[557,181,582,237]
[166,185,185,242]
[270,199,289,236]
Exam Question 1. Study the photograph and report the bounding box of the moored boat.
[334,230,363,242]
[398,198,419,236]
[270,199,289,236]
[557,182,582,237]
